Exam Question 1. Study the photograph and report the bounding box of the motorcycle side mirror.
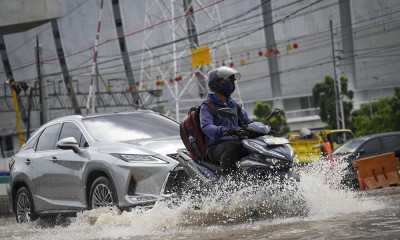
[218,107,237,118]
[265,108,281,121]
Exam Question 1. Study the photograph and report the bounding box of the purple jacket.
[199,93,253,154]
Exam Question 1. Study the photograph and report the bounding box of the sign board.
[191,45,210,67]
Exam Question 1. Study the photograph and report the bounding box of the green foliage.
[253,102,272,123]
[352,87,400,136]
[253,101,290,135]
[312,76,354,129]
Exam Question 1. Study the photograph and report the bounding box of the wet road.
[1,162,400,240]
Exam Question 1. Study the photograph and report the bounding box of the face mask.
[220,80,235,97]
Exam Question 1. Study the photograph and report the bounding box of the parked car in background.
[331,131,400,188]
[7,110,186,222]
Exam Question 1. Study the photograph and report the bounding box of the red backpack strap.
[235,103,243,127]
[202,99,217,117]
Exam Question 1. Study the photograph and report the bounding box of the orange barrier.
[352,152,400,190]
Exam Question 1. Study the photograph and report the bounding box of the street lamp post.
[363,61,373,117]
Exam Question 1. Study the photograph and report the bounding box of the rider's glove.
[224,128,238,136]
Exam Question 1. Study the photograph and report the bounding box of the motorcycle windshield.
[261,136,290,145]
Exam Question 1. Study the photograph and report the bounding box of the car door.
[380,135,400,154]
[357,138,382,159]
[49,122,89,210]
[32,123,62,211]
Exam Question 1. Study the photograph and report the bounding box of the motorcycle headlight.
[111,154,167,164]
[264,157,287,166]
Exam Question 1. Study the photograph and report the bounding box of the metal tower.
[139,0,242,122]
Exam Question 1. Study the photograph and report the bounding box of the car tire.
[15,187,37,223]
[89,176,117,210]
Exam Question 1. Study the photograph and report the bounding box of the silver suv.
[7,110,185,222]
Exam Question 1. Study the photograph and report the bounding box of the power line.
[2,0,399,91]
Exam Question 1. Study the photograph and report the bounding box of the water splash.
[297,157,384,219]
[6,158,387,240]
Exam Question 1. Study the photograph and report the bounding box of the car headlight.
[111,154,167,164]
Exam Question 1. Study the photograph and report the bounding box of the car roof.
[353,131,400,141]
[82,110,154,120]
[47,110,155,123]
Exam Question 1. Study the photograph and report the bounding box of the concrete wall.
[1,0,399,154]
[0,0,61,34]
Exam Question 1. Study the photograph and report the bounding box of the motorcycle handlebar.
[225,124,278,137]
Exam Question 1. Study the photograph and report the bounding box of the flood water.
[1,160,400,240]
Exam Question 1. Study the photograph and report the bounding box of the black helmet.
[208,66,241,93]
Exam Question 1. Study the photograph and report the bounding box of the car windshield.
[83,112,179,141]
[332,138,365,155]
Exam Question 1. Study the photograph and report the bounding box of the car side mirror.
[57,137,81,153]
[218,107,237,118]
[358,148,365,155]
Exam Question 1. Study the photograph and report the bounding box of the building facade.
[1,0,399,156]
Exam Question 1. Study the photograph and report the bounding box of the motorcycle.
[176,108,299,188]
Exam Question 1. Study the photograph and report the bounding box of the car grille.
[163,169,187,195]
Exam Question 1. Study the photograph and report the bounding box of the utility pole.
[329,20,345,129]
[339,0,356,90]
[27,82,37,140]
[36,36,50,124]
[261,0,283,110]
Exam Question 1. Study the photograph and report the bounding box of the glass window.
[5,135,13,151]
[333,138,365,155]
[36,124,61,151]
[59,122,88,148]
[83,112,179,142]
[330,131,355,150]
[21,133,40,151]
[300,96,313,109]
[381,135,400,150]
[360,138,381,155]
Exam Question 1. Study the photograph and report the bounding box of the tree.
[352,87,400,136]
[253,101,290,135]
[312,76,354,129]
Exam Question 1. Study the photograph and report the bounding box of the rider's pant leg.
[208,141,248,175]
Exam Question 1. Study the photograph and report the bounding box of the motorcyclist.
[199,66,253,175]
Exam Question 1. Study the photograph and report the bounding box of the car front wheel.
[89,176,117,209]
[15,187,37,223]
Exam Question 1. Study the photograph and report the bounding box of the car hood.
[127,135,185,155]
[116,135,184,155]
[97,135,185,157]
